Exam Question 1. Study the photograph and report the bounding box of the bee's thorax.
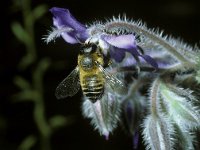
[80,56,94,70]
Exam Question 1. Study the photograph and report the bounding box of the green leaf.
[18,135,37,150]
[49,115,70,129]
[13,90,39,102]
[195,57,200,84]
[14,76,31,90]
[195,70,200,84]
[32,58,51,86]
[18,53,35,70]
[32,4,48,20]
[160,83,200,129]
[11,22,31,45]
[175,125,195,150]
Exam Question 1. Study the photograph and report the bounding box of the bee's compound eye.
[91,44,97,51]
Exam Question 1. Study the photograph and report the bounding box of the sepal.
[142,114,174,150]
[82,91,121,139]
[160,83,200,129]
[174,125,196,150]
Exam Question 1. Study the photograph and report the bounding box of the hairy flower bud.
[174,124,196,150]
[160,83,200,129]
[82,91,121,139]
[142,115,174,150]
[122,91,146,135]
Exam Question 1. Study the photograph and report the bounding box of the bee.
[55,43,127,103]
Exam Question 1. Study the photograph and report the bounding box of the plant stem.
[33,95,51,150]
[18,0,51,149]
[20,0,36,68]
[33,59,51,150]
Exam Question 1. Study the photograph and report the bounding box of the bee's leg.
[135,65,140,75]
[107,59,112,66]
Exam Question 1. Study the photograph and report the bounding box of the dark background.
[1,0,200,150]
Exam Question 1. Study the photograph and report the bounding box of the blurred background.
[1,0,200,150]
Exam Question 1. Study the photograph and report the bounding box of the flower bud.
[142,115,174,150]
[82,91,121,139]
[160,83,200,129]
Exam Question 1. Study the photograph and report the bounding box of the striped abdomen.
[81,75,104,102]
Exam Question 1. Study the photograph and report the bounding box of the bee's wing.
[55,66,80,99]
[95,62,128,95]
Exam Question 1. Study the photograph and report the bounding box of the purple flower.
[49,7,88,44]
[46,7,158,68]
[101,34,158,68]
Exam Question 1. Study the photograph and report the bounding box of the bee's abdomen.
[82,75,104,102]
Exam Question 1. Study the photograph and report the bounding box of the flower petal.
[140,54,158,69]
[101,34,137,49]
[101,34,142,62]
[109,46,126,62]
[50,7,89,43]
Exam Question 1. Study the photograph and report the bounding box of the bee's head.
[80,43,98,54]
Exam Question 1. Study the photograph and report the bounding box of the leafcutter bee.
[55,43,127,102]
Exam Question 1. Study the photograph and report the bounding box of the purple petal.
[124,48,140,58]
[101,34,158,68]
[50,7,89,43]
[101,34,137,49]
[110,46,126,62]
[101,34,141,62]
[60,32,79,44]
[140,54,158,69]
